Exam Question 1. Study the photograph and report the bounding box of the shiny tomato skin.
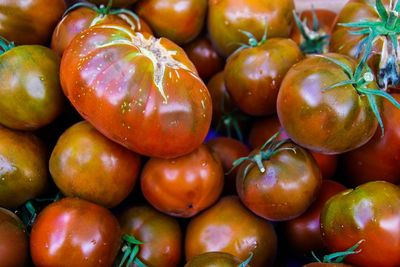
[141,144,224,217]
[49,121,141,208]
[88,0,137,7]
[207,72,235,124]
[185,252,248,267]
[321,181,400,267]
[185,196,277,267]
[224,38,303,116]
[118,205,182,267]
[208,0,295,57]
[277,53,379,154]
[135,0,207,44]
[0,127,48,209]
[283,180,346,253]
[30,197,121,267]
[0,45,63,131]
[0,207,28,267]
[61,25,212,159]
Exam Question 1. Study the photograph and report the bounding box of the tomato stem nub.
[117,235,147,267]
[238,253,253,267]
[0,36,15,55]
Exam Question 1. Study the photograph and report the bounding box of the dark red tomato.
[0,0,66,45]
[185,196,277,267]
[88,0,136,7]
[303,263,354,267]
[277,53,379,154]
[224,38,303,116]
[118,205,182,267]
[321,181,400,267]
[0,44,63,130]
[185,252,250,267]
[30,198,121,267]
[340,94,400,186]
[52,3,152,56]
[310,152,337,180]
[0,207,28,267]
[284,180,346,253]
[49,121,141,208]
[61,24,212,158]
[184,37,224,81]
[236,142,321,221]
[0,127,48,209]
[141,144,224,217]
[135,0,207,44]
[206,137,250,194]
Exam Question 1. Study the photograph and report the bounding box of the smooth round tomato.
[224,38,303,116]
[283,180,346,253]
[185,196,277,267]
[208,0,294,57]
[30,197,121,267]
[185,252,250,267]
[0,44,63,131]
[277,53,379,154]
[135,0,207,44]
[61,24,212,158]
[0,127,48,209]
[141,144,223,217]
[0,207,28,267]
[118,205,182,267]
[0,0,66,45]
[49,121,141,208]
[321,181,400,267]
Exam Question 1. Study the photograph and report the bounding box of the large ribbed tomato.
[60,24,212,158]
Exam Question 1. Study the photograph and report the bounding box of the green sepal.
[238,253,254,267]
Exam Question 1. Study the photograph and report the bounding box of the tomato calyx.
[0,36,15,55]
[233,19,268,53]
[118,234,147,267]
[238,253,254,267]
[311,239,364,264]
[292,9,330,54]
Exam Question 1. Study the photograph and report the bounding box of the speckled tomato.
[30,198,121,267]
[185,196,277,267]
[49,121,141,208]
[185,252,250,267]
[141,144,224,217]
[60,24,212,158]
[118,205,182,267]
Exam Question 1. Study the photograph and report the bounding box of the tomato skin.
[277,53,379,154]
[88,0,136,7]
[49,121,141,208]
[303,263,354,267]
[135,0,207,44]
[224,38,303,116]
[340,94,400,186]
[0,207,28,267]
[0,45,63,131]
[185,196,277,267]
[321,181,400,267]
[283,180,346,253]
[237,143,322,221]
[185,252,247,267]
[0,127,48,209]
[0,0,66,45]
[118,205,182,267]
[30,198,121,267]
[60,25,212,158]
[141,144,224,217]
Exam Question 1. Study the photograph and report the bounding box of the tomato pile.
[1,0,400,266]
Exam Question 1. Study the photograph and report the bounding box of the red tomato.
[185,252,250,267]
[88,0,136,7]
[60,24,212,158]
[303,263,354,267]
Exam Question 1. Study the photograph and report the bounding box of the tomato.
[321,181,400,267]
[294,0,347,13]
[303,263,354,267]
[236,141,321,221]
[184,37,224,81]
[283,180,346,253]
[0,43,63,131]
[118,205,182,267]
[340,93,400,186]
[224,38,303,116]
[206,137,250,194]
[208,0,295,57]
[0,0,66,45]
[61,24,212,158]
[49,121,141,208]
[0,207,28,267]
[30,197,121,267]
[141,144,223,217]
[310,152,337,180]
[277,53,380,154]
[52,2,152,56]
[185,252,250,267]
[0,127,48,209]
[88,0,136,7]
[135,0,207,44]
[185,196,277,267]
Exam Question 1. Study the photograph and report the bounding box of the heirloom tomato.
[185,252,251,267]
[88,0,136,7]
[61,24,212,158]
